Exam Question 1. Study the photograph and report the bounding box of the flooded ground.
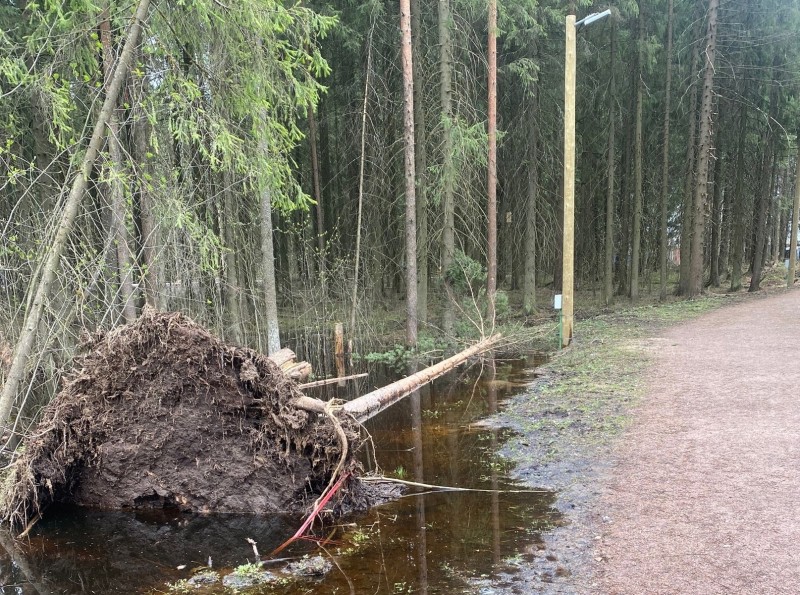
[0,353,558,594]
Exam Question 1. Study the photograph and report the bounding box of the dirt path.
[595,289,800,594]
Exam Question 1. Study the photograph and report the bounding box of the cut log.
[268,348,297,368]
[285,361,313,382]
[343,334,501,422]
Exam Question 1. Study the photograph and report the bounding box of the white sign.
[554,294,562,310]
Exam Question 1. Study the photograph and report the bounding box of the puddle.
[0,353,558,594]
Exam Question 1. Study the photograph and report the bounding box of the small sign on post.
[554,294,563,310]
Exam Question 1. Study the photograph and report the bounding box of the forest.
[1,0,800,433]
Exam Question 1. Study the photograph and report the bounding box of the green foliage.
[445,250,486,295]
[428,117,488,209]
[359,344,412,371]
[494,289,510,319]
[231,562,264,577]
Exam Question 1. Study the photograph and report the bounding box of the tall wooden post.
[562,15,576,347]
[789,145,800,287]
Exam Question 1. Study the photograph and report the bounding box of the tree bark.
[259,109,281,354]
[412,0,428,324]
[0,0,151,429]
[631,0,645,301]
[133,73,161,310]
[307,105,326,281]
[729,105,748,292]
[710,144,723,287]
[260,183,281,353]
[688,0,719,296]
[679,15,703,295]
[400,0,418,347]
[750,148,774,289]
[222,172,244,345]
[603,22,616,306]
[486,0,498,325]
[100,8,137,323]
[718,151,733,282]
[523,90,539,315]
[341,334,501,422]
[659,0,673,300]
[789,141,800,287]
[439,0,455,335]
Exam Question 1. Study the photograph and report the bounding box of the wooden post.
[334,322,346,386]
[562,15,576,347]
[789,144,800,287]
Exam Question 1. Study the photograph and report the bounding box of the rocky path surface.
[595,289,800,594]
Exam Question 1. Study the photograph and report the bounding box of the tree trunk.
[616,87,635,296]
[710,145,723,287]
[411,0,428,325]
[789,140,800,287]
[770,163,784,265]
[400,0,418,347]
[486,0,498,325]
[750,144,773,291]
[349,22,374,348]
[630,0,645,301]
[100,8,137,323]
[659,0,673,300]
[603,22,616,306]
[133,75,161,310]
[729,106,747,292]
[439,0,455,335]
[679,15,703,295]
[0,0,151,429]
[688,0,719,297]
[523,91,539,315]
[307,105,326,281]
[222,172,244,345]
[260,177,281,354]
[718,151,733,282]
[340,334,501,422]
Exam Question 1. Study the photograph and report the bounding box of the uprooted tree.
[0,311,369,530]
[0,310,500,532]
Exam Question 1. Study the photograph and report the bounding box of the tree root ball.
[0,310,374,530]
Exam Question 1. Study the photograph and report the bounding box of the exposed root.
[0,310,370,531]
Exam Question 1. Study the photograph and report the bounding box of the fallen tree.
[0,311,500,532]
[291,334,502,422]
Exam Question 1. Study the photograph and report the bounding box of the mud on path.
[595,289,800,594]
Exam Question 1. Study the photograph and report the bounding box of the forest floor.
[477,271,800,594]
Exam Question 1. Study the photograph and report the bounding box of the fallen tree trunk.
[344,334,501,421]
[292,334,501,422]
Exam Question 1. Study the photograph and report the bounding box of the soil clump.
[1,310,373,530]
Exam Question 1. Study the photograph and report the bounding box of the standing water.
[0,354,558,593]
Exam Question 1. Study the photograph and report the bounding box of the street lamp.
[561,8,611,348]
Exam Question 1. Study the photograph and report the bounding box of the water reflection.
[0,353,558,594]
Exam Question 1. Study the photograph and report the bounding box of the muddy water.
[0,354,558,594]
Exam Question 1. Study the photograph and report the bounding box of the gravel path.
[595,289,800,594]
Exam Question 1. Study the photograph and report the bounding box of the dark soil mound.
[1,310,369,529]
